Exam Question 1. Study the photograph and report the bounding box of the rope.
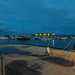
[5,40,72,60]
[53,40,72,56]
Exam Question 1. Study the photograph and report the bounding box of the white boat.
[70,36,75,39]
[40,38,48,41]
[40,37,52,41]
[0,37,9,40]
[34,36,40,40]
[59,37,68,40]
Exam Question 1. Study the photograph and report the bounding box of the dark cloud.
[0,0,74,35]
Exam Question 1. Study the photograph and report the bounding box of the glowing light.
[52,33,55,36]
[44,33,46,36]
[36,34,38,36]
[39,34,42,36]
[47,33,50,36]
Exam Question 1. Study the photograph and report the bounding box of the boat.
[34,36,40,40]
[17,36,30,40]
[40,38,48,41]
[17,24,30,40]
[40,37,52,41]
[0,36,9,40]
[70,36,75,39]
[59,37,68,40]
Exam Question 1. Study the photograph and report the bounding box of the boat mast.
[23,24,25,36]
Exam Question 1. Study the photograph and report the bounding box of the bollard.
[52,40,54,46]
[1,56,5,75]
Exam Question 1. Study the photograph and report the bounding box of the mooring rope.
[4,40,73,60]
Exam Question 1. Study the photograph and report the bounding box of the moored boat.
[0,36,9,40]
[17,36,30,40]
[59,37,68,40]
[70,36,75,39]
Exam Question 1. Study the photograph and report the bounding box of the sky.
[0,0,75,35]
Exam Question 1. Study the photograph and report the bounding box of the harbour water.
[0,38,75,50]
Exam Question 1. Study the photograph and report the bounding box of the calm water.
[0,38,75,50]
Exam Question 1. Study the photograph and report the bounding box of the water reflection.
[52,40,54,46]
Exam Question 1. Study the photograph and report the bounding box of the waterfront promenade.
[0,44,75,75]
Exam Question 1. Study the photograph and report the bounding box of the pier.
[0,43,75,75]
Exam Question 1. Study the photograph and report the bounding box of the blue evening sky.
[0,0,75,35]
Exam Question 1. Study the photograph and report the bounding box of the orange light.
[39,34,42,36]
[36,34,38,36]
[44,33,46,36]
[53,40,54,46]
[47,33,50,36]
[52,33,55,36]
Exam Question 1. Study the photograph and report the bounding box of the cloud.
[0,26,5,29]
[0,21,3,24]
[62,18,75,26]
[52,7,72,16]
[0,0,8,5]
[0,0,10,8]
[7,29,17,32]
[8,14,18,18]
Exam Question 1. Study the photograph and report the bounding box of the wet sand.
[0,44,75,75]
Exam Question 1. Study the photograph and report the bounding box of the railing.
[0,40,73,75]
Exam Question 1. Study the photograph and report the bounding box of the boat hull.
[17,37,30,40]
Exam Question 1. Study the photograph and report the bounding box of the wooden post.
[73,43,75,51]
[70,42,71,51]
[1,56,5,75]
[0,56,1,75]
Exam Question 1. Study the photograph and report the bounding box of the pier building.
[35,33,55,36]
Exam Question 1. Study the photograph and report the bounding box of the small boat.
[34,36,40,40]
[59,37,68,40]
[40,37,52,41]
[40,38,48,41]
[17,36,30,40]
[0,36,9,40]
[70,36,75,39]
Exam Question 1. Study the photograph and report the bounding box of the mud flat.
[0,44,75,75]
